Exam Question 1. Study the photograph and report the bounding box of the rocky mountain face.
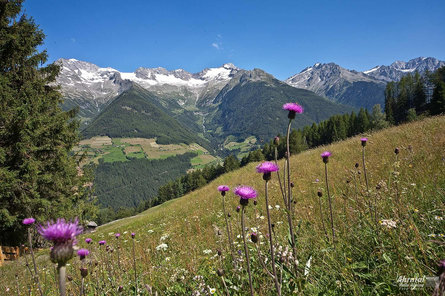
[56,58,240,124]
[285,57,445,109]
[206,68,354,142]
[363,57,445,82]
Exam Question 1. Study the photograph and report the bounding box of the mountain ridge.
[285,57,445,109]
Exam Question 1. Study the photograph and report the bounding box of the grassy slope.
[2,116,444,294]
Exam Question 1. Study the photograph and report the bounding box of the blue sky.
[24,0,445,80]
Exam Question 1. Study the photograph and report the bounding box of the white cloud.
[211,34,223,50]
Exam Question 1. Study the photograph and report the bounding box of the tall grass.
[1,116,444,295]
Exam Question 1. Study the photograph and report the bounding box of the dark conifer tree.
[430,67,445,115]
[0,0,96,244]
[413,72,427,114]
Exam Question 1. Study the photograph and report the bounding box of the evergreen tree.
[223,155,240,172]
[356,108,370,133]
[384,82,396,124]
[430,67,445,115]
[370,104,389,130]
[413,72,427,114]
[0,0,95,244]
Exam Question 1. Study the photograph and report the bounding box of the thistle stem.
[57,264,66,296]
[28,228,43,296]
[80,278,85,296]
[222,196,236,263]
[362,146,369,193]
[116,240,121,271]
[241,205,254,296]
[325,162,335,243]
[265,181,281,295]
[285,119,298,271]
[132,237,137,295]
[274,147,288,208]
[318,193,328,241]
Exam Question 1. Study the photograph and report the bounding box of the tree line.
[385,67,445,124]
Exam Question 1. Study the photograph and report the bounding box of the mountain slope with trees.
[82,85,208,146]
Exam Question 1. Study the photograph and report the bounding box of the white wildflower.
[156,243,168,251]
[380,219,397,229]
[203,249,212,255]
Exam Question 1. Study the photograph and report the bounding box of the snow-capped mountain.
[286,63,386,109]
[57,58,239,104]
[285,57,445,109]
[363,57,445,82]
[56,58,240,125]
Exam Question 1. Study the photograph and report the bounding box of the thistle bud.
[355,163,359,168]
[236,206,241,213]
[118,286,123,293]
[67,275,73,282]
[50,241,74,266]
[217,269,225,277]
[217,249,222,256]
[250,233,258,243]
[394,147,400,154]
[317,190,322,197]
[253,200,257,206]
[80,267,88,278]
[274,136,280,145]
[263,172,272,181]
[290,182,294,188]
[227,213,231,218]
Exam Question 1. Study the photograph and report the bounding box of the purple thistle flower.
[321,151,331,163]
[131,232,135,238]
[283,103,304,113]
[321,151,331,158]
[361,137,368,147]
[236,205,241,212]
[234,186,257,199]
[218,185,230,192]
[38,218,82,243]
[38,218,82,265]
[115,233,120,238]
[77,248,89,259]
[99,240,106,246]
[256,162,279,173]
[283,102,304,119]
[85,238,92,244]
[23,217,35,225]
